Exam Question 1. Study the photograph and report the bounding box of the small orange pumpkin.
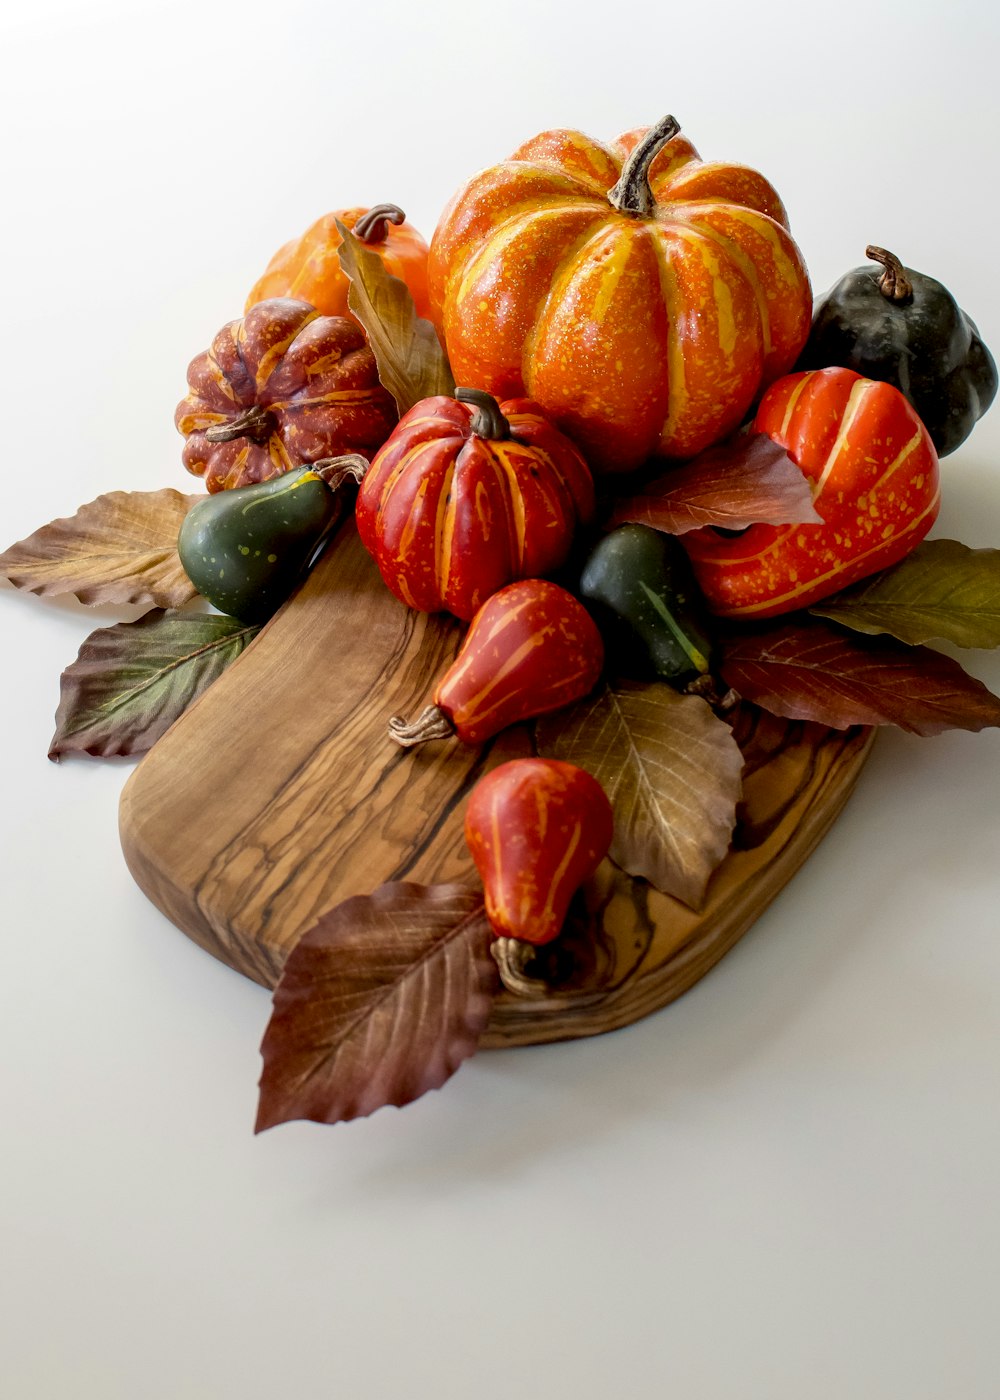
[246,203,432,323]
[175,298,397,493]
[429,115,812,473]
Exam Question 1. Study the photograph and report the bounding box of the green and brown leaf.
[50,610,259,760]
[811,539,1000,649]
[336,222,454,415]
[536,682,744,910]
[256,882,499,1130]
[0,488,202,608]
[721,617,1000,736]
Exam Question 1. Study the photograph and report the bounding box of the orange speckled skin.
[246,206,432,323]
[428,124,812,473]
[464,758,613,945]
[355,395,595,620]
[175,299,398,493]
[683,367,941,617]
[435,579,604,744]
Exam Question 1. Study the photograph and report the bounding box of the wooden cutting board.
[119,518,875,1048]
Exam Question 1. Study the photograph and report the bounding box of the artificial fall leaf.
[610,433,822,536]
[49,610,259,760]
[256,882,499,1130]
[535,682,744,910]
[0,489,202,607]
[336,221,454,415]
[811,539,1000,649]
[720,617,1000,736]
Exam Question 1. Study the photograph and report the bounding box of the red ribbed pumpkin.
[683,367,941,617]
[429,114,812,473]
[176,299,397,493]
[356,388,595,621]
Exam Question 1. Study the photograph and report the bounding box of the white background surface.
[2,2,999,1396]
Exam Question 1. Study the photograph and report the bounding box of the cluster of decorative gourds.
[174,115,997,949]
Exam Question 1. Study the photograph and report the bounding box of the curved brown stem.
[354,203,406,244]
[607,114,681,218]
[204,403,276,444]
[683,674,739,714]
[388,704,455,747]
[455,386,511,441]
[865,245,913,302]
[312,454,370,491]
[491,937,551,999]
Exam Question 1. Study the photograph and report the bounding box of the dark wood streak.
[120,517,876,1046]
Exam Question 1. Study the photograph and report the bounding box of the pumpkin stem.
[312,453,370,491]
[387,704,456,747]
[204,403,276,445]
[354,203,407,244]
[455,386,511,441]
[607,114,681,218]
[866,245,913,303]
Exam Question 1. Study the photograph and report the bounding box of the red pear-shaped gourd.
[389,579,604,747]
[464,759,613,945]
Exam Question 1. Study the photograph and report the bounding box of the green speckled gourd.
[178,456,367,622]
[578,523,715,688]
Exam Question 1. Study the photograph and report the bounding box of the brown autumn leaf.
[535,682,744,910]
[610,433,822,535]
[50,610,259,760]
[0,488,202,607]
[336,221,455,415]
[256,882,499,1130]
[811,538,1000,649]
[720,616,1000,736]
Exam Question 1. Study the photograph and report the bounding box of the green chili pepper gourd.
[579,523,715,688]
[800,245,997,457]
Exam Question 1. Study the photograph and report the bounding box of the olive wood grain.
[119,519,875,1048]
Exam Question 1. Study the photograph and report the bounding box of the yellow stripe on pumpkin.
[435,462,457,600]
[647,231,688,448]
[813,379,876,497]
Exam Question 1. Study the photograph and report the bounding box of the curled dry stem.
[491,937,552,999]
[312,454,370,492]
[388,704,455,747]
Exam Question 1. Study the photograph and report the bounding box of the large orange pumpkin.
[428,115,813,473]
[246,203,432,322]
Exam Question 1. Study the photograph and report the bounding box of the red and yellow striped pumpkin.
[176,298,397,493]
[428,114,813,473]
[356,388,595,620]
[683,367,941,617]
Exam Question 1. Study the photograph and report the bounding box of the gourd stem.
[607,114,681,218]
[387,704,456,747]
[455,386,511,440]
[866,245,913,302]
[684,674,739,713]
[312,454,370,491]
[204,404,276,444]
[354,203,406,244]
[491,937,551,999]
